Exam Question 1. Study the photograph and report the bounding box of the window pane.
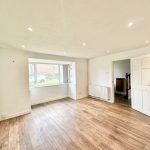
[35,64,59,86]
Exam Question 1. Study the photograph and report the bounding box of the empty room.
[1,0,150,150]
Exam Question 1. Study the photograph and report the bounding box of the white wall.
[0,49,31,120]
[76,60,88,99]
[30,84,68,105]
[68,63,77,99]
[0,48,88,121]
[114,59,130,95]
[88,46,150,103]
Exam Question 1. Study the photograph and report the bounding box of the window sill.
[29,83,69,89]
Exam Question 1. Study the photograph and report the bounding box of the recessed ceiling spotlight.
[27,26,33,31]
[21,45,25,48]
[128,22,133,27]
[145,40,150,43]
[82,42,86,46]
[106,50,110,54]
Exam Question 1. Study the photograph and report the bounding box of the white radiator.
[89,85,110,101]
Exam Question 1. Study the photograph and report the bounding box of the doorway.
[113,59,131,106]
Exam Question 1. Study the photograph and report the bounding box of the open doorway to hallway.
[113,59,131,106]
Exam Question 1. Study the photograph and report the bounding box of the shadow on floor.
[115,94,131,107]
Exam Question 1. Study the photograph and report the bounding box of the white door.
[132,88,143,112]
[142,90,150,116]
[131,58,141,111]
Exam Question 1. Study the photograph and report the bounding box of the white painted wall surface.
[88,56,112,102]
[0,48,88,120]
[68,63,77,99]
[114,60,130,79]
[88,46,150,103]
[0,49,31,120]
[68,83,77,99]
[30,84,68,105]
[76,60,88,99]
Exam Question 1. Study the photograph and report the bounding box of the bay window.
[29,63,69,87]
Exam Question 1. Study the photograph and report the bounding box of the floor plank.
[0,98,150,150]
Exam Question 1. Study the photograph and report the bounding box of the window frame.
[29,62,66,88]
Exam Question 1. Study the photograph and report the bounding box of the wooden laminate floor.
[115,94,131,106]
[0,98,150,150]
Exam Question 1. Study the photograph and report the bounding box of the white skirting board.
[31,96,68,106]
[0,110,31,122]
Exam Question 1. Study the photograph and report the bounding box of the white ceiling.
[0,0,150,58]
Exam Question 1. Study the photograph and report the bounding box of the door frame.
[111,58,132,104]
